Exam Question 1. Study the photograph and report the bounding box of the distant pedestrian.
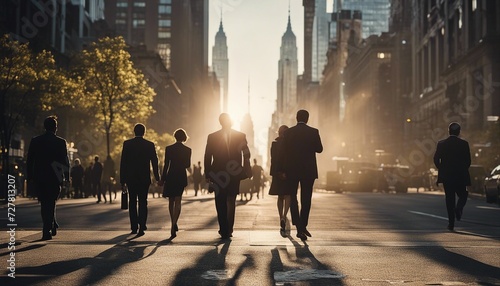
[204,113,251,239]
[70,159,84,198]
[252,159,264,199]
[160,128,191,238]
[193,161,203,196]
[120,123,160,236]
[281,110,323,241]
[92,155,104,203]
[433,122,471,231]
[269,125,291,236]
[83,162,93,198]
[26,116,70,240]
[102,155,116,203]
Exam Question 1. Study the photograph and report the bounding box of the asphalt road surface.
[1,188,499,285]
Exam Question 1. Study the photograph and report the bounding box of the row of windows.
[159,5,171,14]
[116,1,146,8]
[159,19,171,27]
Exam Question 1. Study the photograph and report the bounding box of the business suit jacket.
[204,129,251,188]
[433,135,471,186]
[282,123,323,180]
[120,137,160,186]
[26,132,70,200]
[162,142,191,189]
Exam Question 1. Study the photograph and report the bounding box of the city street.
[1,188,499,285]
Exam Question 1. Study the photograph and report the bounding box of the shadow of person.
[171,239,237,285]
[12,234,156,285]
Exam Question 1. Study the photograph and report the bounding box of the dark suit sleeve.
[150,143,160,181]
[433,142,442,169]
[120,141,128,185]
[186,148,192,169]
[161,146,169,181]
[314,129,323,153]
[26,138,36,181]
[60,139,70,181]
[204,135,213,180]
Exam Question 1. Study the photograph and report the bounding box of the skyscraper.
[276,13,298,124]
[303,0,329,83]
[333,0,390,38]
[212,20,229,113]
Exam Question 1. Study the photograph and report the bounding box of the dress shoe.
[447,224,454,231]
[280,219,286,232]
[137,230,145,236]
[41,233,52,240]
[96,200,101,203]
[303,229,312,237]
[130,229,138,234]
[455,208,463,221]
[51,224,58,236]
[296,232,307,241]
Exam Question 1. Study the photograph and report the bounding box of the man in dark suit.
[120,123,160,236]
[433,122,471,231]
[26,116,70,240]
[204,113,251,239]
[281,110,323,240]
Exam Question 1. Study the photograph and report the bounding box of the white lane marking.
[408,211,448,221]
[274,269,345,282]
[476,206,500,210]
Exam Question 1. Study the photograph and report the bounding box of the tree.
[73,36,156,157]
[0,34,67,200]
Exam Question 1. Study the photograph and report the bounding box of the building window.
[159,0,172,4]
[116,1,128,7]
[133,19,145,28]
[159,5,171,14]
[115,19,126,25]
[133,2,146,7]
[159,20,171,27]
[158,31,171,39]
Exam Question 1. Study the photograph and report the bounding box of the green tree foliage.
[72,36,156,157]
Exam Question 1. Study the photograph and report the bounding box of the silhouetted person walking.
[120,123,160,236]
[26,116,70,240]
[70,159,84,198]
[281,110,323,241]
[160,128,191,238]
[269,125,291,236]
[433,122,471,231]
[83,162,93,198]
[102,155,116,203]
[204,113,251,239]
[93,156,104,203]
[252,159,264,199]
[193,161,203,196]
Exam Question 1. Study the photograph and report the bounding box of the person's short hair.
[94,155,99,162]
[44,116,58,132]
[296,110,309,123]
[449,122,461,136]
[219,113,232,127]
[173,128,188,142]
[134,123,146,136]
[74,158,81,164]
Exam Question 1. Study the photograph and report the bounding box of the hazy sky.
[208,0,304,162]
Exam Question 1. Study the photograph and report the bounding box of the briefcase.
[121,186,128,210]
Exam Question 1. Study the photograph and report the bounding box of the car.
[484,164,500,204]
[469,165,487,194]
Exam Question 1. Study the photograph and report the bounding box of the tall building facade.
[276,14,299,124]
[212,20,229,113]
[333,0,390,38]
[303,0,329,83]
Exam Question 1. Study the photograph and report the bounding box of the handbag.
[121,186,128,210]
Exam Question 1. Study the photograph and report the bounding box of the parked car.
[469,165,486,194]
[484,164,500,204]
